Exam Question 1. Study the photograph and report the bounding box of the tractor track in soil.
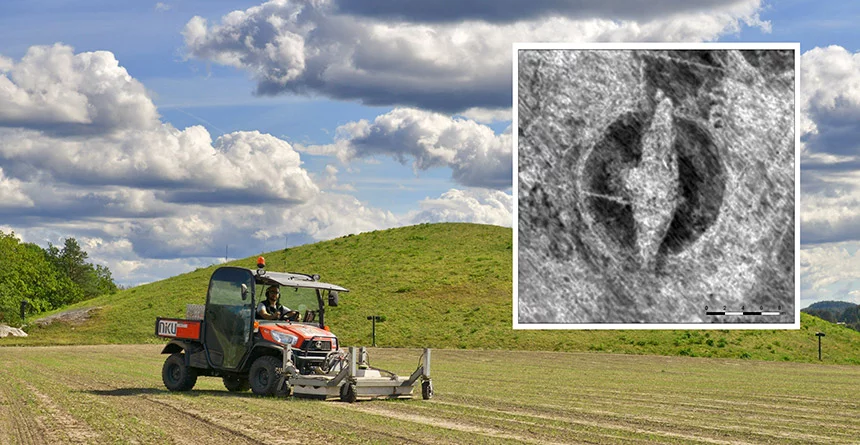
[80,379,426,444]
[347,397,742,445]
[431,399,838,445]
[0,376,43,445]
[0,349,271,444]
[45,373,274,444]
[338,402,577,445]
[434,389,856,444]
[17,380,102,444]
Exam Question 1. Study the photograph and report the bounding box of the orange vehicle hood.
[272,323,337,342]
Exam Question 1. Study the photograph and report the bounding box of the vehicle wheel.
[162,353,197,392]
[249,356,282,396]
[421,380,433,400]
[223,375,250,392]
[340,383,357,403]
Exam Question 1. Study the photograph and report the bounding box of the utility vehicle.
[155,257,432,402]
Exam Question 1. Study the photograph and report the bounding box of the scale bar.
[706,311,782,316]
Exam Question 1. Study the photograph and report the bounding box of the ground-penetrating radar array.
[517,48,795,324]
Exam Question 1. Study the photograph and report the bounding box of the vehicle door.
[203,267,255,369]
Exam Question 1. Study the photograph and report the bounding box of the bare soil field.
[0,345,857,444]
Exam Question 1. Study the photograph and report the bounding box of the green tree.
[46,237,117,300]
[94,264,118,296]
[0,231,82,324]
[0,231,117,324]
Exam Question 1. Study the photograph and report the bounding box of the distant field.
[1,345,857,444]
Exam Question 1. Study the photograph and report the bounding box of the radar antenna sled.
[155,258,432,402]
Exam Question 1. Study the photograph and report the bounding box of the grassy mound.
[7,223,859,364]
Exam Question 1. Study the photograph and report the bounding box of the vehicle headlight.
[270,331,298,346]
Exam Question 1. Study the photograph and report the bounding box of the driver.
[256,285,299,321]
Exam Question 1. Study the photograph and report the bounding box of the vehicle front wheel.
[223,375,250,392]
[249,356,282,396]
[162,353,197,392]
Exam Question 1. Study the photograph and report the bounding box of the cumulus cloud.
[0,167,33,208]
[0,45,319,206]
[801,45,860,157]
[409,188,513,227]
[0,44,158,134]
[183,0,769,112]
[0,126,318,205]
[458,107,512,124]
[801,184,860,244]
[800,243,860,305]
[800,46,860,246]
[317,164,355,191]
[300,108,512,189]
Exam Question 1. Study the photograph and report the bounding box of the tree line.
[0,231,117,324]
[802,301,860,333]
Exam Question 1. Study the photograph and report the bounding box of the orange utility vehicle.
[155,258,432,402]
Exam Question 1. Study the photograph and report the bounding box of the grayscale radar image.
[516,48,796,325]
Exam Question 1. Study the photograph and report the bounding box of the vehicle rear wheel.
[223,375,250,392]
[249,356,282,396]
[162,353,197,392]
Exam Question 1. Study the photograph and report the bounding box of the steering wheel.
[281,310,300,322]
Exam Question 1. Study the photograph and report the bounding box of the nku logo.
[158,320,178,336]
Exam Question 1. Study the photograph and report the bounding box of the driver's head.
[266,285,279,302]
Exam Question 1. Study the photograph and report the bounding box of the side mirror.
[328,291,339,307]
[241,284,249,301]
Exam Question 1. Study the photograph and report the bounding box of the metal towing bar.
[279,346,432,402]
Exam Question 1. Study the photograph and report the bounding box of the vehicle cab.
[252,266,346,373]
[200,258,346,375]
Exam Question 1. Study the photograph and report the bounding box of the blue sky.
[0,0,857,310]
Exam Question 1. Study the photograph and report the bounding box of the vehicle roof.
[252,270,349,292]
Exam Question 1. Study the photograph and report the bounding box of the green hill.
[8,223,860,364]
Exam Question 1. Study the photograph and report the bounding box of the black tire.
[162,353,197,392]
[249,356,282,396]
[275,378,292,397]
[223,375,250,392]
[340,383,357,403]
[421,379,433,400]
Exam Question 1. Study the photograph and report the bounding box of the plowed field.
[0,346,857,444]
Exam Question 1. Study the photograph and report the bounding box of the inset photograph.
[514,44,798,327]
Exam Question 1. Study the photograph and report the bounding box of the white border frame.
[512,42,801,330]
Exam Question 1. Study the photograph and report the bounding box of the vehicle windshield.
[274,286,320,322]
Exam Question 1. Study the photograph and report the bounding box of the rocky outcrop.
[34,307,101,326]
[0,325,28,337]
